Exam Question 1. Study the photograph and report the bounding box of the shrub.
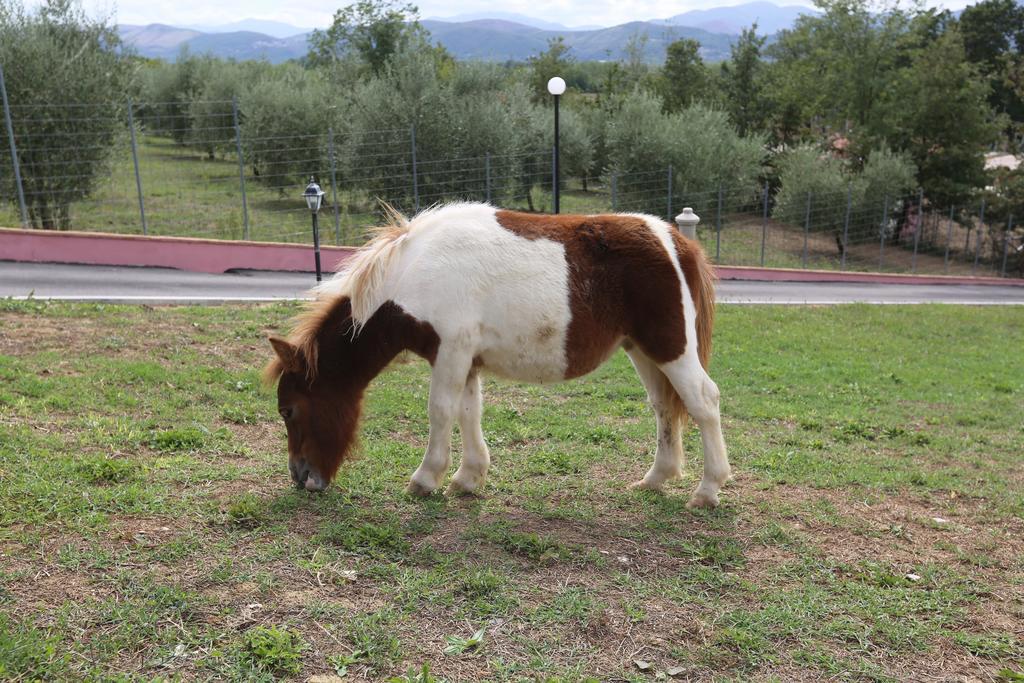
[772,144,850,233]
[150,426,206,452]
[773,144,917,241]
[226,492,264,527]
[76,457,138,484]
[240,625,305,676]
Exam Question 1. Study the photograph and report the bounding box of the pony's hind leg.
[407,346,474,496]
[625,347,685,492]
[447,369,491,495]
[660,356,731,509]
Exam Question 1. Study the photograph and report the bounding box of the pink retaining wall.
[1,227,1021,285]
[0,227,357,274]
[715,265,1024,287]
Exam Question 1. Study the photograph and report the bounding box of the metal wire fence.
[1,99,1022,278]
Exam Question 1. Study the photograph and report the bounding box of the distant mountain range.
[660,2,816,35]
[181,20,314,39]
[418,19,740,63]
[120,24,309,62]
[119,2,819,64]
[424,11,603,32]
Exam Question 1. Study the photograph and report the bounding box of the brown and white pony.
[264,202,730,509]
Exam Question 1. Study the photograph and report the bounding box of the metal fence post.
[611,172,618,210]
[841,184,852,270]
[802,190,812,269]
[973,198,985,275]
[760,181,769,267]
[944,205,954,274]
[328,128,341,245]
[0,64,28,228]
[1001,214,1013,278]
[551,146,557,210]
[715,182,723,261]
[666,164,673,221]
[127,99,147,235]
[410,124,419,213]
[232,97,249,241]
[485,152,491,204]
[911,189,923,274]
[878,195,889,271]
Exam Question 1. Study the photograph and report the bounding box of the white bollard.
[675,207,700,240]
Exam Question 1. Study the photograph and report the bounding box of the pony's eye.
[279,407,294,420]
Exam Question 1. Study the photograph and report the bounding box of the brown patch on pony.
[265,297,440,484]
[262,295,344,386]
[494,211,691,378]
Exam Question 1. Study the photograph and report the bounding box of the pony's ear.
[269,336,303,373]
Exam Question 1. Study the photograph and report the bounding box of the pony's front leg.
[406,348,473,497]
[448,370,490,495]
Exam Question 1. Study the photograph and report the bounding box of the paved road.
[2,261,1024,305]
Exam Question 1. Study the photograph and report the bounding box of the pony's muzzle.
[289,458,327,492]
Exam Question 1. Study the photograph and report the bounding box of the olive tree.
[0,0,131,229]
[605,91,764,215]
[241,65,333,192]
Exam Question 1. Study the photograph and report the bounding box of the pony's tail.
[692,240,716,371]
[664,233,717,431]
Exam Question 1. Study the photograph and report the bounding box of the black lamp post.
[303,177,325,282]
[547,76,565,214]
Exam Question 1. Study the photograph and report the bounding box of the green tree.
[307,0,425,75]
[187,61,257,160]
[136,50,223,145]
[659,39,707,113]
[959,0,1022,72]
[528,37,574,102]
[872,27,997,206]
[958,0,1024,126]
[620,32,653,85]
[242,65,333,193]
[719,26,768,136]
[767,0,918,136]
[0,0,131,229]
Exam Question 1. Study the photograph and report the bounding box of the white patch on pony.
[390,204,572,383]
[319,203,573,383]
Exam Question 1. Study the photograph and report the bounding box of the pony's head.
[265,336,362,492]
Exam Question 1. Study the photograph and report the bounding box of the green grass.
[0,301,1022,680]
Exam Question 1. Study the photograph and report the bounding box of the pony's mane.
[264,203,425,385]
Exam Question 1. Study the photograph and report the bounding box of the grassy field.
[1,301,1022,681]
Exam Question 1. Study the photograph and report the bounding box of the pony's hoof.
[405,480,437,497]
[686,491,720,510]
[629,479,664,493]
[446,479,482,497]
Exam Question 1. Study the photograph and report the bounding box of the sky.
[32,0,972,31]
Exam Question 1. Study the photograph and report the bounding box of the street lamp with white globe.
[547,76,566,214]
[303,176,325,282]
